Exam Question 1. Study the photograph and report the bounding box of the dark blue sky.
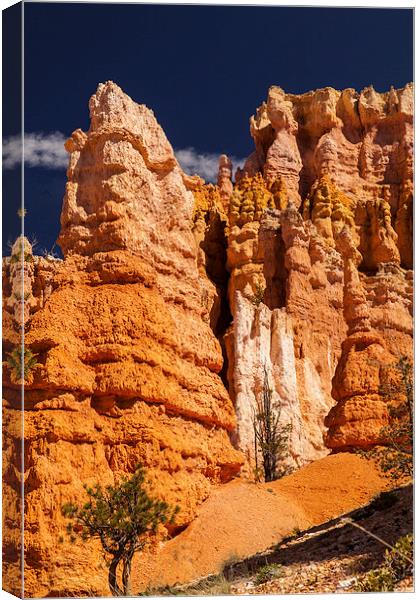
[3,2,414,254]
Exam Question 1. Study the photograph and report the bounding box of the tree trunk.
[109,556,123,596]
[122,553,134,596]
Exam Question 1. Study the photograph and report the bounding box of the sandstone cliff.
[220,84,413,469]
[2,81,413,597]
[2,82,243,597]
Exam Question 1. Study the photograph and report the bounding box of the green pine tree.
[62,466,179,596]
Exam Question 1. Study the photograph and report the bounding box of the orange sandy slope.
[134,453,391,592]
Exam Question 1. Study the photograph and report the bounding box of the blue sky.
[2,2,414,254]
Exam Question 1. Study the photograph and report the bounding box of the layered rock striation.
[220,83,413,469]
[2,81,413,597]
[2,82,243,597]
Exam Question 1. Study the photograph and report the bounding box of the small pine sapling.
[253,367,292,482]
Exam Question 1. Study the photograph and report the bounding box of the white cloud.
[3,132,68,169]
[175,147,245,182]
[3,133,245,183]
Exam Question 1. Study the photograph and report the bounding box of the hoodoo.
[2,81,413,597]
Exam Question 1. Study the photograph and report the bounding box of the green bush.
[355,566,395,592]
[355,534,413,592]
[360,356,413,480]
[385,534,414,581]
[250,283,266,307]
[6,347,39,384]
[254,563,283,585]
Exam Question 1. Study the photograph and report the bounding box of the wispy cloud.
[3,132,68,169]
[175,147,245,182]
[3,132,245,182]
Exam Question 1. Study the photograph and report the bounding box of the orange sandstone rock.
[2,82,243,597]
[224,83,412,471]
[1,81,413,597]
[217,154,233,211]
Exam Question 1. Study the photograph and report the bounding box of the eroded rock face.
[222,83,413,470]
[2,237,61,329]
[2,81,413,597]
[2,82,243,597]
[225,198,347,472]
[217,154,234,211]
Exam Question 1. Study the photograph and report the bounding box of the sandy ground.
[133,453,391,592]
[229,484,413,595]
